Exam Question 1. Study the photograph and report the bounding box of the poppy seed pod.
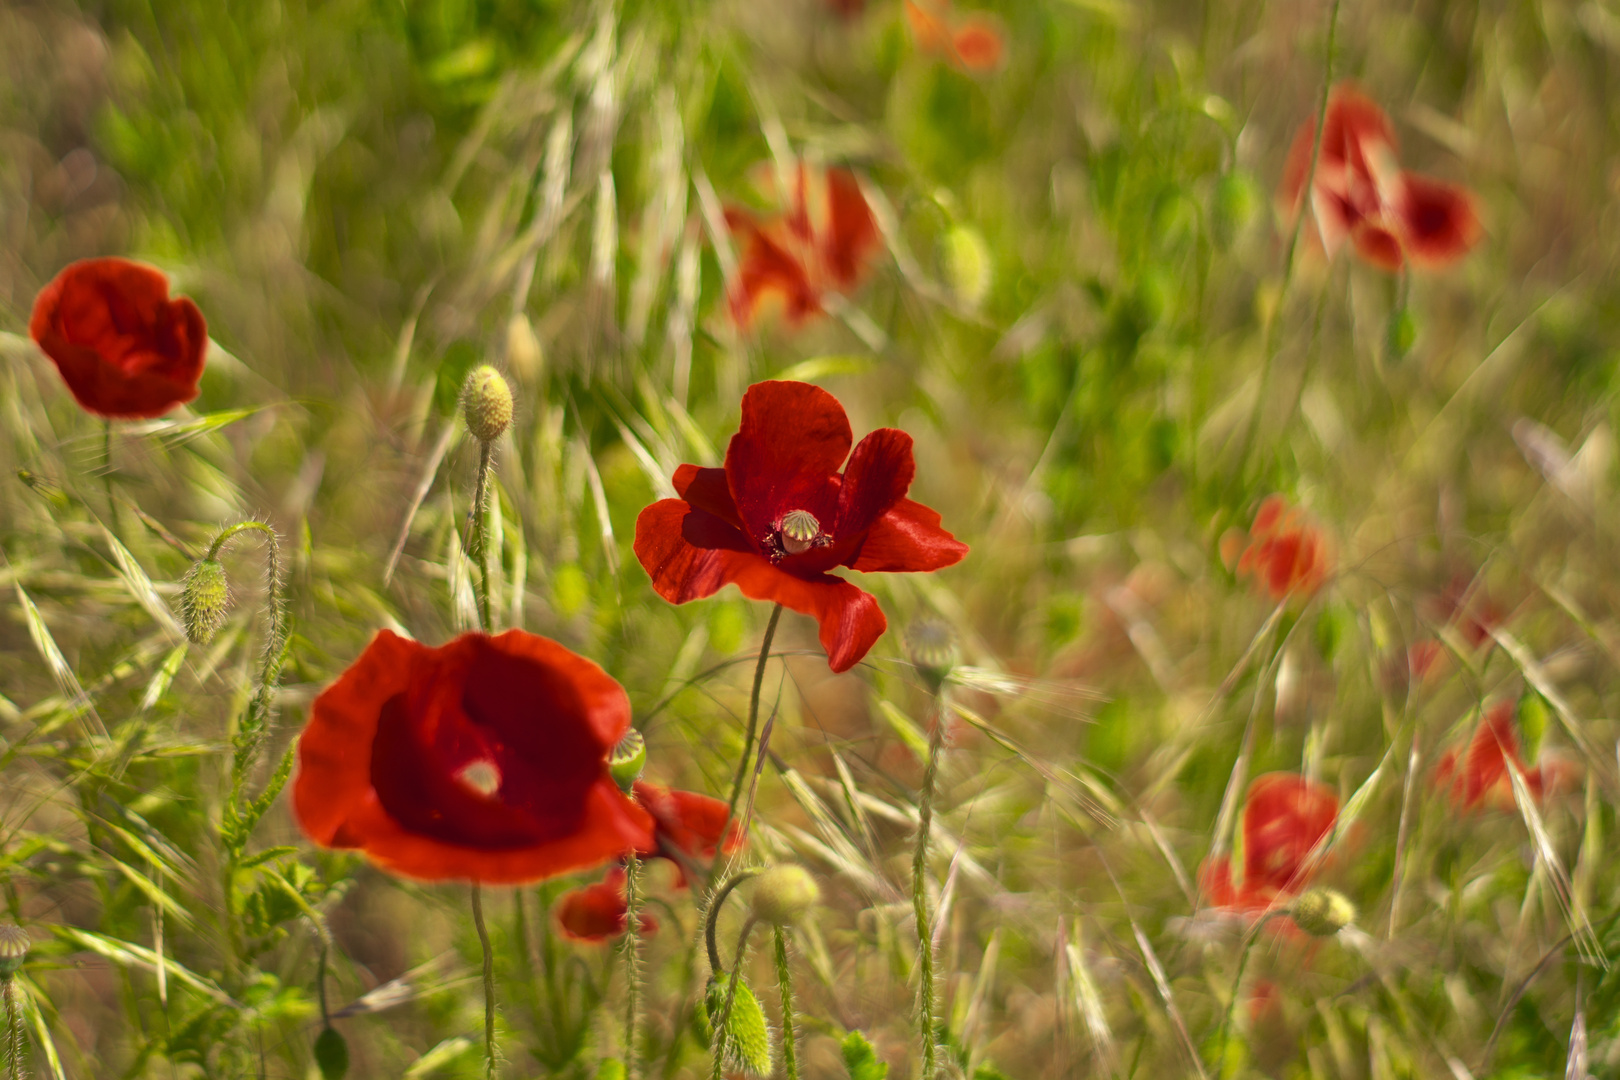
[313,1026,349,1080]
[750,864,820,927]
[0,924,29,978]
[462,365,514,443]
[180,558,232,645]
[905,617,958,693]
[608,729,647,793]
[1290,887,1356,938]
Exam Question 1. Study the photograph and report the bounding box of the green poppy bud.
[313,1026,348,1080]
[0,924,28,978]
[1290,887,1356,938]
[704,976,774,1077]
[462,365,514,444]
[608,729,646,793]
[181,558,232,645]
[750,865,820,927]
[905,617,958,693]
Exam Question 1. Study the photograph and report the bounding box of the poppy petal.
[634,499,760,604]
[838,428,917,539]
[1241,773,1338,896]
[1350,222,1405,272]
[952,17,1004,72]
[725,381,853,544]
[1322,86,1397,176]
[728,213,822,329]
[729,562,887,672]
[905,0,953,54]
[1395,173,1481,268]
[674,464,745,530]
[820,169,881,290]
[851,498,969,573]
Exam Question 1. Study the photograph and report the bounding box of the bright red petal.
[674,464,745,531]
[838,428,917,539]
[556,868,657,942]
[728,213,822,329]
[634,499,762,604]
[1395,173,1481,268]
[820,169,880,290]
[633,782,743,886]
[1241,773,1338,897]
[725,381,853,545]
[953,18,1004,72]
[726,562,887,672]
[850,498,969,573]
[1350,222,1405,272]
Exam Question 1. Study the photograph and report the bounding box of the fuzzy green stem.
[623,854,644,1080]
[912,692,948,1080]
[773,926,799,1080]
[469,441,495,632]
[705,869,764,975]
[710,916,758,1080]
[4,978,19,1080]
[1213,910,1285,1078]
[472,884,498,1079]
[726,603,783,821]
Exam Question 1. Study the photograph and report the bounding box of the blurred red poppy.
[1435,701,1577,812]
[725,164,880,330]
[634,381,969,672]
[905,0,1005,72]
[29,257,208,418]
[1203,773,1338,915]
[1279,84,1479,272]
[1228,496,1332,600]
[294,629,654,884]
[556,867,659,942]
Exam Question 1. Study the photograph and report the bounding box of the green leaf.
[841,1030,888,1080]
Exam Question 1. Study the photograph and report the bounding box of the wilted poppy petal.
[674,464,745,530]
[1395,173,1481,268]
[29,257,209,418]
[838,428,916,539]
[725,381,852,544]
[851,498,969,573]
[820,169,881,289]
[952,17,1004,72]
[634,499,761,604]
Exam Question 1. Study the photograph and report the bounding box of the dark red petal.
[634,499,761,604]
[29,257,208,418]
[1350,222,1405,272]
[556,878,629,942]
[727,213,822,329]
[632,782,744,886]
[952,18,1004,72]
[820,169,881,290]
[727,562,887,672]
[1395,173,1481,268]
[725,381,853,545]
[674,464,745,530]
[837,428,917,541]
[1241,773,1338,896]
[850,498,969,573]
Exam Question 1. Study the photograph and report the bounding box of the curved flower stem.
[469,441,495,633]
[727,603,783,822]
[471,884,498,1079]
[1212,910,1285,1078]
[623,854,643,1080]
[772,925,799,1080]
[912,690,949,1080]
[710,915,759,1080]
[207,521,288,782]
[705,869,764,975]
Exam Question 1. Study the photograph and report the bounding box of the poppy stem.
[1211,909,1285,1078]
[705,868,764,975]
[912,688,948,1080]
[469,441,496,632]
[726,603,783,823]
[623,853,643,1080]
[772,925,799,1080]
[102,420,118,531]
[710,915,759,1080]
[3,978,18,1080]
[471,884,498,1078]
[207,520,288,801]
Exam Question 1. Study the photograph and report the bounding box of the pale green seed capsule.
[1290,887,1356,938]
[0,925,28,978]
[181,558,232,645]
[905,617,958,693]
[608,729,646,793]
[462,365,514,443]
[750,865,820,927]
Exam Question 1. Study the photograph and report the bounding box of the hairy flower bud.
[704,975,774,1077]
[462,365,514,443]
[608,729,647,793]
[750,864,820,927]
[1290,887,1356,938]
[905,617,958,693]
[181,558,232,645]
[0,924,28,978]
[313,1025,349,1080]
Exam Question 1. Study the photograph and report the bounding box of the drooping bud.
[704,975,774,1077]
[779,511,821,555]
[0,925,28,978]
[313,1025,349,1080]
[180,558,232,645]
[750,865,820,927]
[462,365,514,443]
[905,617,958,693]
[609,729,647,793]
[1290,887,1356,938]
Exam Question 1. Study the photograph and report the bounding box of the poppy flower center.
[773,509,830,559]
[456,759,502,798]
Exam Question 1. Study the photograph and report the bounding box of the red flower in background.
[1279,84,1480,272]
[1226,496,1332,600]
[294,630,653,884]
[1435,701,1577,812]
[634,381,969,672]
[555,781,742,943]
[905,0,1006,72]
[725,164,881,330]
[1203,773,1339,915]
[29,257,208,418]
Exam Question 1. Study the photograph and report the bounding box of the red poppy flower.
[1279,84,1479,272]
[28,257,208,418]
[725,164,881,330]
[633,381,969,672]
[294,629,654,884]
[1203,773,1338,915]
[1434,701,1577,812]
[556,867,660,943]
[1228,496,1332,600]
[905,0,1005,72]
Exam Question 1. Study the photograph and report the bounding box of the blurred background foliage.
[4,0,1620,1076]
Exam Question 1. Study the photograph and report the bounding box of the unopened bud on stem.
[181,558,232,644]
[906,617,958,693]
[462,365,514,443]
[1290,887,1356,938]
[750,865,820,927]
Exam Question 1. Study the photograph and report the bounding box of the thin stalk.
[772,926,799,1080]
[623,854,643,1080]
[102,420,118,531]
[472,884,498,1079]
[710,916,759,1080]
[3,978,18,1080]
[469,441,495,632]
[705,869,764,975]
[1213,910,1285,1078]
[726,603,783,820]
[912,691,949,1080]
